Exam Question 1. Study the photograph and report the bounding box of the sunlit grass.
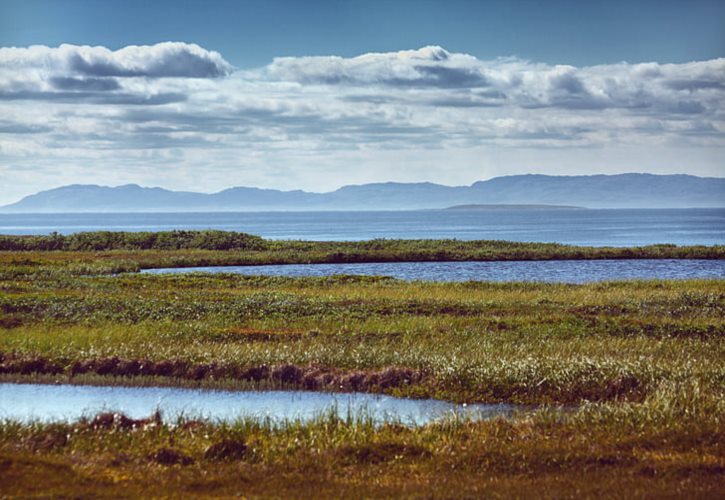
[0,246,722,496]
[1,258,722,403]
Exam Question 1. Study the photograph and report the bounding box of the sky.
[0,0,724,204]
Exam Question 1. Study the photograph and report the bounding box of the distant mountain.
[2,174,724,212]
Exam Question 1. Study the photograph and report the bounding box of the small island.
[445,203,586,210]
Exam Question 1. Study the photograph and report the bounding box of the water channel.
[141,259,725,283]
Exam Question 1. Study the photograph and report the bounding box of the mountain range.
[2,174,724,212]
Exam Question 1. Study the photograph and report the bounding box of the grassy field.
[0,238,723,497]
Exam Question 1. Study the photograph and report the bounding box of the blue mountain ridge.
[2,174,723,212]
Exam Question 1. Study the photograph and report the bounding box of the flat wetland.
[0,231,723,497]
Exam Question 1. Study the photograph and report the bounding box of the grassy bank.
[1,398,722,498]
[0,246,723,497]
[1,231,723,277]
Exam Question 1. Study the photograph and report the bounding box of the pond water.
[141,259,725,283]
[0,383,519,426]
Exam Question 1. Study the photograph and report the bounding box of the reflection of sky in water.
[143,259,725,283]
[0,383,520,426]
[0,208,723,246]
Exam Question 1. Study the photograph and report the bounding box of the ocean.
[0,208,723,247]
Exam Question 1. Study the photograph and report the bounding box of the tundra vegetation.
[0,231,722,497]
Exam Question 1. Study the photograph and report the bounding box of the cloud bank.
[0,43,723,204]
[264,46,725,115]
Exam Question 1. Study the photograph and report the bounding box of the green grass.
[1,271,723,403]
[0,244,723,497]
[2,231,723,276]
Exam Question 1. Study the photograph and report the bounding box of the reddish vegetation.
[0,355,64,375]
[87,410,162,430]
[0,352,423,392]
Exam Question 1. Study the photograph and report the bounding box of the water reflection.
[0,383,521,426]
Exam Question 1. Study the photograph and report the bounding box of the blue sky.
[0,0,723,203]
[3,0,724,66]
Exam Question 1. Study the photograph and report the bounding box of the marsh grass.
[1,231,723,282]
[1,266,723,403]
[0,245,722,497]
[0,390,721,497]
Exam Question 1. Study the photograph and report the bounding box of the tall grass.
[0,247,722,497]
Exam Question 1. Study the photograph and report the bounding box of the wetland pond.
[141,259,725,283]
[0,383,522,426]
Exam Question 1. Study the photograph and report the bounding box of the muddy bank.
[0,351,649,404]
[0,352,422,393]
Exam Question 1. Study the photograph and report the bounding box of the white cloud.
[0,43,723,204]
[260,46,725,114]
[262,46,488,88]
[0,42,232,77]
